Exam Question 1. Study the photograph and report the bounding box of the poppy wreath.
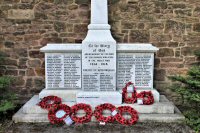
[94,103,117,123]
[122,82,137,104]
[115,106,138,126]
[37,96,62,110]
[71,103,93,124]
[137,91,154,105]
[48,104,71,124]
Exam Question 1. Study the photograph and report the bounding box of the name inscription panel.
[117,53,154,90]
[45,52,154,90]
[82,42,116,91]
[45,53,81,89]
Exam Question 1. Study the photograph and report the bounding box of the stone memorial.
[13,0,185,123]
[40,0,159,105]
[78,0,120,104]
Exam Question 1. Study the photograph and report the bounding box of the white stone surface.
[117,53,154,89]
[40,44,81,53]
[23,95,48,114]
[13,112,185,123]
[39,89,78,102]
[76,91,122,105]
[38,89,159,103]
[22,95,174,114]
[82,0,117,91]
[82,41,117,91]
[40,44,158,53]
[88,24,110,30]
[45,53,81,89]
[117,44,159,53]
[91,0,108,24]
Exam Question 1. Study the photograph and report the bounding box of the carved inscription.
[82,43,116,91]
[45,52,154,90]
[46,53,81,89]
[117,53,154,89]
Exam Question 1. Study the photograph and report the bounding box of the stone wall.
[0,0,200,101]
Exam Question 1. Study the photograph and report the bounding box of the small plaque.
[137,98,143,105]
[56,110,66,118]
[127,85,134,93]
[111,110,118,116]
[100,122,106,125]
[64,116,74,126]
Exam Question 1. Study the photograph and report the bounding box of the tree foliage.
[0,55,16,116]
[169,51,200,132]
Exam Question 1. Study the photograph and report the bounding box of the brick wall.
[0,0,200,100]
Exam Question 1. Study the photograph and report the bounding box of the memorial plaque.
[45,52,154,90]
[46,53,81,89]
[117,53,154,90]
[82,42,116,91]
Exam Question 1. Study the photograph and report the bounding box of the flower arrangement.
[37,96,62,110]
[94,103,117,123]
[71,103,93,124]
[115,106,139,126]
[122,82,137,104]
[137,91,154,105]
[48,104,71,124]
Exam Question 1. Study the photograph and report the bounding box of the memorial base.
[38,89,160,104]
[39,89,78,102]
[12,95,185,123]
[76,91,122,105]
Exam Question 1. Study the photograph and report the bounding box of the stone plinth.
[40,43,158,105]
[12,95,185,123]
[40,43,158,92]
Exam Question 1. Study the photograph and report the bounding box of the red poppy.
[94,103,117,123]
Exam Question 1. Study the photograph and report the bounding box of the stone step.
[13,107,184,123]
[22,95,174,114]
[39,89,160,102]
[39,89,78,102]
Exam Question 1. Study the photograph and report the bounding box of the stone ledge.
[22,95,174,114]
[39,89,79,102]
[40,44,159,53]
[39,89,160,103]
[13,105,184,123]
[76,91,122,105]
